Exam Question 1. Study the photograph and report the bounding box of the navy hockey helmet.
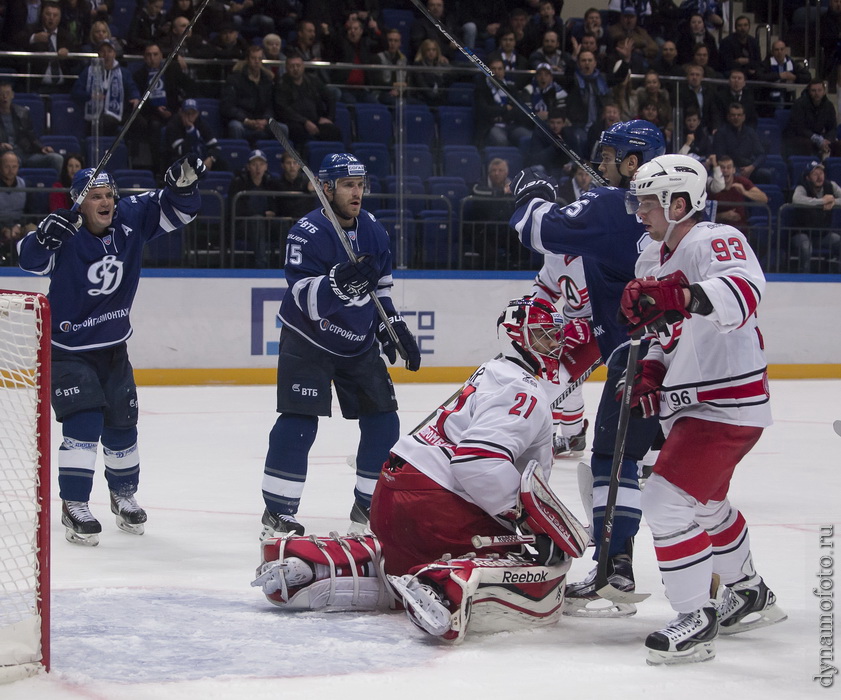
[70,167,119,203]
[598,119,666,166]
[317,153,369,193]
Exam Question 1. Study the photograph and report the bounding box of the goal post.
[0,289,51,681]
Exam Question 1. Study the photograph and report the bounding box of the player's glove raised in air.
[512,167,559,209]
[34,208,83,251]
[329,255,379,301]
[376,314,421,371]
[164,154,206,193]
[620,271,691,333]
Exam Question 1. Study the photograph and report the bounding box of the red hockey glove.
[561,318,592,349]
[630,360,666,419]
[620,271,691,333]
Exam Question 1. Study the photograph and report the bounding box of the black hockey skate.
[110,491,147,535]
[62,500,102,546]
[715,575,787,635]
[645,605,718,665]
[563,553,638,617]
[553,419,589,459]
[260,508,305,541]
[348,500,371,535]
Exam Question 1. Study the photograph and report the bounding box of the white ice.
[5,379,840,700]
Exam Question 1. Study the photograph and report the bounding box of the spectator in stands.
[409,39,450,108]
[679,63,716,132]
[163,98,224,175]
[165,0,196,26]
[606,7,657,74]
[526,63,569,123]
[209,21,249,61]
[261,33,285,79]
[18,1,75,92]
[409,0,460,61]
[326,16,383,104]
[784,79,841,160]
[691,43,721,80]
[528,30,575,80]
[650,41,683,100]
[263,0,302,41]
[376,28,408,106]
[557,161,595,206]
[276,150,314,221]
[679,0,724,33]
[226,0,275,38]
[611,70,638,122]
[474,57,532,148]
[821,0,841,116]
[71,39,140,137]
[789,159,841,273]
[567,7,607,58]
[676,13,720,68]
[523,0,566,58]
[220,44,274,145]
[228,149,283,269]
[158,14,213,89]
[677,107,713,163]
[507,8,531,56]
[757,40,810,117]
[709,153,769,239]
[488,27,530,89]
[712,103,771,183]
[125,0,167,55]
[711,68,757,131]
[0,78,64,173]
[274,52,341,148]
[633,70,673,142]
[524,107,570,177]
[60,0,93,51]
[49,151,84,211]
[0,150,35,264]
[284,18,334,97]
[79,19,123,55]
[585,98,620,160]
[718,15,761,79]
[464,156,514,269]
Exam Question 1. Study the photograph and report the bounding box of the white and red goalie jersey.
[532,254,591,321]
[391,357,555,517]
[634,222,772,432]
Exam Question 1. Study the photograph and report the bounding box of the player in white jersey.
[532,254,592,458]
[619,155,786,665]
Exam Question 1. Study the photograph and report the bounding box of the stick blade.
[594,580,651,604]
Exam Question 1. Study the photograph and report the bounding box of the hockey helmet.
[597,119,666,166]
[626,154,707,224]
[498,297,565,383]
[70,167,119,203]
[318,153,369,193]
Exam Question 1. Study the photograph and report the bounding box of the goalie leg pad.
[390,555,571,643]
[520,460,591,557]
[252,533,397,611]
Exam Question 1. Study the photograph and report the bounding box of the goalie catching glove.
[35,208,83,250]
[376,314,421,371]
[164,154,206,194]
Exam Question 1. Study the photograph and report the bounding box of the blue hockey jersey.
[511,187,651,359]
[278,207,395,357]
[18,188,200,351]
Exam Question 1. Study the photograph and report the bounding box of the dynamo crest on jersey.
[59,321,72,333]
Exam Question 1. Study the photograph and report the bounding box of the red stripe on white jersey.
[697,377,768,402]
[727,275,760,325]
[654,531,710,564]
[452,445,511,462]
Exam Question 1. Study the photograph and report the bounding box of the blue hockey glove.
[34,208,83,251]
[329,255,379,300]
[512,167,558,209]
[376,315,421,371]
[164,154,206,193]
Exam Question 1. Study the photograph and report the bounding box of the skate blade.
[115,517,145,535]
[719,604,787,636]
[596,581,650,604]
[646,641,716,666]
[65,528,100,546]
[563,596,637,618]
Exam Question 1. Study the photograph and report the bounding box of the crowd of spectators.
[0,0,839,272]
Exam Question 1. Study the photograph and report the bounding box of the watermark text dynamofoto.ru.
[815,525,837,687]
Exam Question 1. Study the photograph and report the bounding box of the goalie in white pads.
[252,297,592,643]
[620,155,786,666]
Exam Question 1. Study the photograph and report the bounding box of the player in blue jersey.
[17,155,205,546]
[510,121,665,616]
[260,153,421,540]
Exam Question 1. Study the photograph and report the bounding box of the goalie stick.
[593,334,649,604]
[72,0,212,207]
[266,118,409,365]
[472,534,536,549]
[406,0,606,187]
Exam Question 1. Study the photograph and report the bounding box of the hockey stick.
[472,534,536,549]
[266,118,408,365]
[406,0,606,187]
[551,357,601,411]
[71,0,212,208]
[593,334,649,604]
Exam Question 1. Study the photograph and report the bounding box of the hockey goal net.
[0,290,50,681]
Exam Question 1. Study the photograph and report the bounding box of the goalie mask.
[498,297,565,383]
[318,153,370,194]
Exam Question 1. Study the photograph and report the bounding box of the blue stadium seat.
[354,103,394,145]
[39,135,82,159]
[383,175,426,215]
[447,82,475,107]
[825,157,841,186]
[112,169,157,190]
[49,94,86,137]
[418,210,455,268]
[194,98,223,139]
[215,139,251,173]
[334,103,353,145]
[426,176,468,219]
[365,174,382,211]
[437,106,474,147]
[373,208,415,266]
[198,171,233,219]
[763,155,788,191]
[380,9,414,53]
[756,118,782,156]
[352,142,391,179]
[441,145,481,187]
[483,146,524,176]
[15,93,46,137]
[401,104,436,146]
[111,0,134,40]
[85,138,129,171]
[305,140,346,172]
[18,167,57,216]
[399,144,435,181]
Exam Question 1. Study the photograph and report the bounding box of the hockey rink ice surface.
[6,378,839,700]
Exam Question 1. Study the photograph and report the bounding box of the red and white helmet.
[498,297,565,383]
